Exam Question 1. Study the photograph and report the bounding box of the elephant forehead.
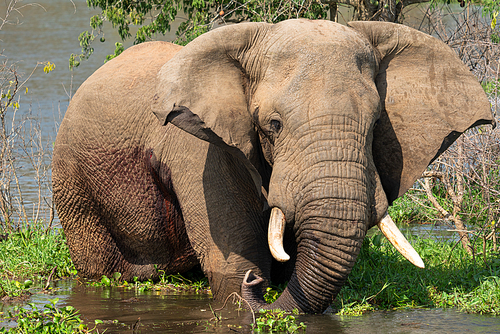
[273,19,360,42]
[259,24,378,88]
[268,19,377,65]
[256,42,379,121]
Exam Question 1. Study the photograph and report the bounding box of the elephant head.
[151,20,494,313]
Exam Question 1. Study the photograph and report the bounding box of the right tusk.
[268,207,290,262]
[377,212,425,269]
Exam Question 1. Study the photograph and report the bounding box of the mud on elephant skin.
[52,19,494,314]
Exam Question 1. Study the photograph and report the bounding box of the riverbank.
[335,234,500,315]
[1,222,499,332]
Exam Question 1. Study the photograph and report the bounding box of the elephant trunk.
[242,200,367,313]
[241,127,377,313]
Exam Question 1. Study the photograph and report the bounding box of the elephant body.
[53,20,494,313]
[53,42,195,278]
[53,42,270,298]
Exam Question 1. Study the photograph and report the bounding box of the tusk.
[377,212,425,269]
[268,207,290,262]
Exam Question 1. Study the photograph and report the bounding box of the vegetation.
[252,309,306,333]
[70,0,329,67]
[0,299,104,334]
[334,233,500,316]
[85,269,209,294]
[482,0,500,29]
[0,224,75,298]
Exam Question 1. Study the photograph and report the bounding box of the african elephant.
[52,19,494,314]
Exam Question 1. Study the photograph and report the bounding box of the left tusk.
[377,212,425,269]
[268,207,290,262]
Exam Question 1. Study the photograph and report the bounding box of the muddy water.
[2,279,500,333]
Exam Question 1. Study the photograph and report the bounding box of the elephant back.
[57,41,183,148]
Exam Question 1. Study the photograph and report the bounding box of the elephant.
[52,19,494,314]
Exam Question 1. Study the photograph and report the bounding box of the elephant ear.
[151,22,270,192]
[349,21,495,204]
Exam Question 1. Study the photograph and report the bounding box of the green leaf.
[23,280,33,288]
[101,275,111,286]
[492,11,498,30]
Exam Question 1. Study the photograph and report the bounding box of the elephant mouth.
[267,207,424,269]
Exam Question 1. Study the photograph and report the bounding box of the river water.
[1,279,500,333]
[1,0,183,223]
[2,1,499,333]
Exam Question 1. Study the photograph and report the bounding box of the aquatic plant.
[0,298,105,333]
[86,270,209,294]
[252,309,306,333]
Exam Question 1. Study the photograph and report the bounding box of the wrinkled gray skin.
[53,19,494,313]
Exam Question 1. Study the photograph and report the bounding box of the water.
[0,0,178,220]
[1,0,180,120]
[402,222,461,242]
[1,0,116,218]
[2,279,500,333]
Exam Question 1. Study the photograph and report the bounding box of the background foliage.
[70,0,329,67]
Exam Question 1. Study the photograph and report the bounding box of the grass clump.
[0,298,105,333]
[86,269,210,294]
[429,276,500,314]
[334,233,500,315]
[252,309,306,333]
[0,226,76,297]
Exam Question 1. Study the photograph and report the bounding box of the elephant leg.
[53,176,131,278]
[61,207,134,279]
[53,145,198,281]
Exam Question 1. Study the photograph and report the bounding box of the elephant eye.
[270,119,282,133]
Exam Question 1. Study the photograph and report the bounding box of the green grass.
[0,226,76,297]
[334,233,500,315]
[388,193,431,225]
